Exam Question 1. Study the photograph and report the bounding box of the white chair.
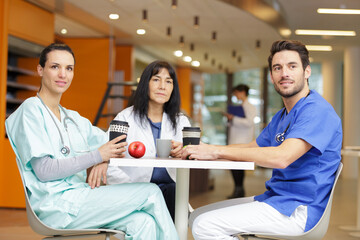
[239,162,343,240]
[15,157,125,240]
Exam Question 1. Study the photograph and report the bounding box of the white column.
[322,60,342,116]
[343,47,360,179]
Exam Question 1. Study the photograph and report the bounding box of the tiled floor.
[0,167,358,240]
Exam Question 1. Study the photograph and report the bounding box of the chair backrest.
[299,161,343,240]
[15,157,86,236]
[240,162,343,240]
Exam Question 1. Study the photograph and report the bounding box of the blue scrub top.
[255,90,342,231]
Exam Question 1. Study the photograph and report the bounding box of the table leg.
[339,156,360,233]
[175,168,190,240]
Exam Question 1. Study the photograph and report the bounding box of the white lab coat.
[107,106,191,184]
[228,99,256,144]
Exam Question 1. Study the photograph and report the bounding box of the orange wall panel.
[177,67,192,117]
[0,0,10,208]
[0,139,24,208]
[61,38,112,129]
[8,0,54,46]
[115,45,133,108]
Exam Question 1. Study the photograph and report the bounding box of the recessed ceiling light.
[317,8,360,14]
[306,45,333,51]
[279,28,292,37]
[60,28,67,35]
[136,29,146,35]
[295,29,356,36]
[191,61,200,67]
[109,13,119,20]
[174,50,183,57]
[183,56,192,62]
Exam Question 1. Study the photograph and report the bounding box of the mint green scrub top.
[5,97,107,228]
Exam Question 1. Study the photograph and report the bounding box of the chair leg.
[105,232,110,240]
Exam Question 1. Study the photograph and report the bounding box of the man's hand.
[181,142,219,160]
[87,162,109,189]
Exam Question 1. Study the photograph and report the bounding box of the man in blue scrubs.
[182,40,342,240]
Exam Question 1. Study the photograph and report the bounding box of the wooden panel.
[8,0,54,46]
[176,67,192,117]
[0,0,11,208]
[0,139,25,208]
[115,45,134,108]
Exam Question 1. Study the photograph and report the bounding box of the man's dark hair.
[268,40,309,72]
[39,43,75,67]
[232,84,249,96]
[132,60,181,131]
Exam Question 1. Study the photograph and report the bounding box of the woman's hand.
[87,163,108,189]
[98,135,127,162]
[170,140,183,158]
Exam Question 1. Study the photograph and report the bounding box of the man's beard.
[273,78,306,98]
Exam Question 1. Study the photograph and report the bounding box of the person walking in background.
[5,43,179,240]
[224,84,256,198]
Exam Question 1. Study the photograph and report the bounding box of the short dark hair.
[132,60,181,131]
[268,40,309,72]
[39,43,75,67]
[232,84,249,96]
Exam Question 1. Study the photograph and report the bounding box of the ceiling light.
[317,8,360,14]
[167,26,171,37]
[191,61,200,67]
[306,45,333,51]
[183,56,192,62]
[212,31,217,42]
[232,50,236,58]
[179,35,184,47]
[194,16,199,29]
[256,40,261,49]
[109,13,119,20]
[295,29,356,36]
[174,50,183,57]
[204,53,208,60]
[136,29,146,35]
[171,0,177,9]
[60,28,67,35]
[279,28,292,37]
[142,9,148,22]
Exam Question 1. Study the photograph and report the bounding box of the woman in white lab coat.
[5,43,179,240]
[91,61,190,220]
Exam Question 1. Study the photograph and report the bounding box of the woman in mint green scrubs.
[5,43,178,240]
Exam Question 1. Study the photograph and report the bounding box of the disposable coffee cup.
[109,120,129,143]
[182,127,201,146]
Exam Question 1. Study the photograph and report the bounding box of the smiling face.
[270,50,311,99]
[148,68,174,106]
[37,50,75,96]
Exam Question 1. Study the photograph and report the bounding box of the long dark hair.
[132,60,181,131]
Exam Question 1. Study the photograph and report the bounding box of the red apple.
[128,141,146,158]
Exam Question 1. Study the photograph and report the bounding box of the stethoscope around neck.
[275,108,290,144]
[37,93,90,156]
[274,90,311,144]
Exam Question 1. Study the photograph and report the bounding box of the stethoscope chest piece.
[61,146,70,156]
